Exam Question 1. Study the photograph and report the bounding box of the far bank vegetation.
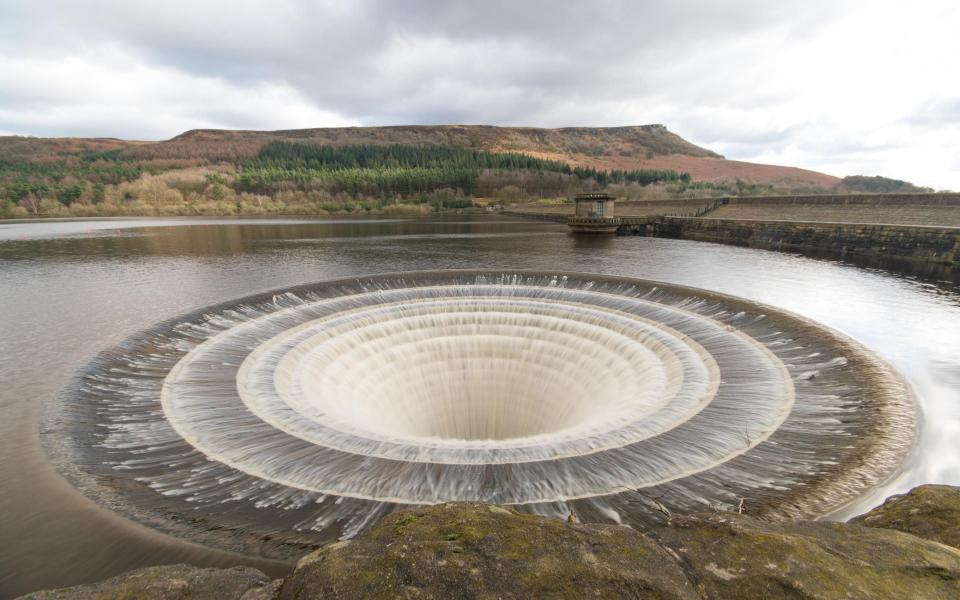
[0,140,906,219]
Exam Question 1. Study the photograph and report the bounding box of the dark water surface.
[1,215,959,597]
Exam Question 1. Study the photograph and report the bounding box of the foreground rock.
[852,484,960,550]
[19,486,960,599]
[281,503,698,599]
[652,513,960,599]
[282,504,960,600]
[19,564,278,600]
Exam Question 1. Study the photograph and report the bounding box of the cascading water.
[47,271,917,557]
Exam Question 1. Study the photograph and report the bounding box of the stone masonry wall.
[659,217,960,267]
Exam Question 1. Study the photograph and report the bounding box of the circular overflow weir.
[46,270,917,558]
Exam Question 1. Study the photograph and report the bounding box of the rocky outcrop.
[18,487,960,599]
[651,512,960,599]
[280,503,698,599]
[852,484,960,550]
[18,565,279,600]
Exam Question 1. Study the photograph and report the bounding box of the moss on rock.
[278,503,697,600]
[651,512,960,599]
[18,488,960,600]
[851,484,960,550]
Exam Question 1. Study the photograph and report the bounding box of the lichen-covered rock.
[651,512,960,599]
[851,484,960,550]
[278,503,698,599]
[16,564,276,600]
[19,492,960,600]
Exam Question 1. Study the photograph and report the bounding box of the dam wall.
[509,193,960,224]
[656,216,960,268]
[506,193,960,271]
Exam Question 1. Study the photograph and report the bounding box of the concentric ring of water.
[54,271,917,552]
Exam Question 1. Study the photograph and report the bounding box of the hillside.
[163,124,720,159]
[837,175,933,194]
[157,124,837,188]
[519,149,840,188]
[1,124,837,187]
[0,124,871,219]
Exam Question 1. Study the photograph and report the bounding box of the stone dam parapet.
[654,216,959,267]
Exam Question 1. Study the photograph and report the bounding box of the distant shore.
[0,205,500,221]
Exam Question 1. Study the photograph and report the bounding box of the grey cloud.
[0,0,838,122]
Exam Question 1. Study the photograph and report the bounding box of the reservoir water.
[1,215,959,597]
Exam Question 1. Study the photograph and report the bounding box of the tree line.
[235,142,689,196]
[1,140,695,216]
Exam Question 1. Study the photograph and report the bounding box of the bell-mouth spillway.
[45,270,917,558]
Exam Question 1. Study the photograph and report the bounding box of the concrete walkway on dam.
[706,196,960,227]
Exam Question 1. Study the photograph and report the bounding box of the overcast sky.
[1,1,958,188]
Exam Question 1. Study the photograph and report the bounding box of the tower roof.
[575,192,616,201]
